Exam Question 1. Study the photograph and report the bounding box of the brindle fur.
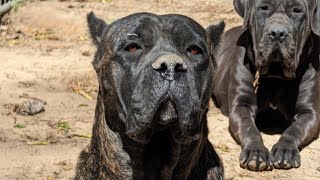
[75,12,225,180]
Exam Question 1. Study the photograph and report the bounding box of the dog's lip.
[126,127,154,144]
[173,133,200,144]
[283,66,296,79]
[269,50,283,62]
[259,50,295,79]
[170,123,201,144]
[260,63,295,80]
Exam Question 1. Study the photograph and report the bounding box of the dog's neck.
[121,125,206,179]
[89,95,133,179]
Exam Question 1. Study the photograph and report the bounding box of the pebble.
[0,25,8,31]
[82,50,91,56]
[7,34,20,40]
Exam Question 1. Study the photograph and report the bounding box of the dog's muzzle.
[258,23,296,79]
[260,50,296,79]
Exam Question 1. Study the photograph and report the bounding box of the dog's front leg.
[228,53,272,171]
[271,64,320,169]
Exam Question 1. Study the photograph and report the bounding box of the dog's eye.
[187,45,202,55]
[259,6,269,11]
[292,8,303,14]
[125,43,141,53]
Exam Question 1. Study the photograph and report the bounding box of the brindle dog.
[75,12,225,179]
[213,0,320,171]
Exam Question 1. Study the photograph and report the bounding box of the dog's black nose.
[152,54,187,81]
[268,26,288,42]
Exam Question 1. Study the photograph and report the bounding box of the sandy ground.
[0,0,319,179]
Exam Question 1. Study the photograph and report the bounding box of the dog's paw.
[206,166,224,180]
[271,141,300,169]
[239,143,272,171]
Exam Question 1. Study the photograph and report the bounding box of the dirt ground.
[0,0,319,179]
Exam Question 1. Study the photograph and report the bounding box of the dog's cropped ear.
[233,0,246,17]
[311,0,320,36]
[206,21,225,49]
[87,12,108,46]
[233,0,251,29]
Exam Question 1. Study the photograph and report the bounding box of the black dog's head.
[234,0,320,79]
[87,12,224,144]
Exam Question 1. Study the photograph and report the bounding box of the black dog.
[75,12,225,179]
[213,0,320,171]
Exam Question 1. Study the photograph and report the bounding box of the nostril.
[175,63,187,72]
[158,63,167,72]
[279,32,284,38]
[152,62,167,71]
[151,54,187,81]
[269,28,288,41]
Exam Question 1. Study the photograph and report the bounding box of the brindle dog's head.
[87,12,224,144]
[234,0,320,79]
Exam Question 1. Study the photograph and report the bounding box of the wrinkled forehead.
[254,0,309,8]
[105,13,206,46]
[160,14,207,41]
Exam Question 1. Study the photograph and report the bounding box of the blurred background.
[0,0,319,179]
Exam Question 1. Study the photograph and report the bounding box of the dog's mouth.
[157,95,202,144]
[126,94,202,144]
[155,96,201,144]
[260,50,295,79]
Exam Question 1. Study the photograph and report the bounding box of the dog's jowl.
[213,0,320,171]
[75,12,225,179]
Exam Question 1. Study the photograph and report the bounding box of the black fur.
[213,0,320,171]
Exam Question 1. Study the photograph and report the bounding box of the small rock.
[82,50,91,56]
[6,34,21,40]
[317,166,320,172]
[53,170,61,175]
[16,100,45,115]
[16,29,23,34]
[34,165,44,174]
[0,137,7,143]
[0,25,8,31]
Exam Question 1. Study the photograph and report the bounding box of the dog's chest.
[257,78,299,113]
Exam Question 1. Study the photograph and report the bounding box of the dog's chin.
[259,51,296,80]
[154,97,202,144]
[126,126,200,145]
[171,128,201,144]
[126,127,153,144]
[125,97,180,144]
